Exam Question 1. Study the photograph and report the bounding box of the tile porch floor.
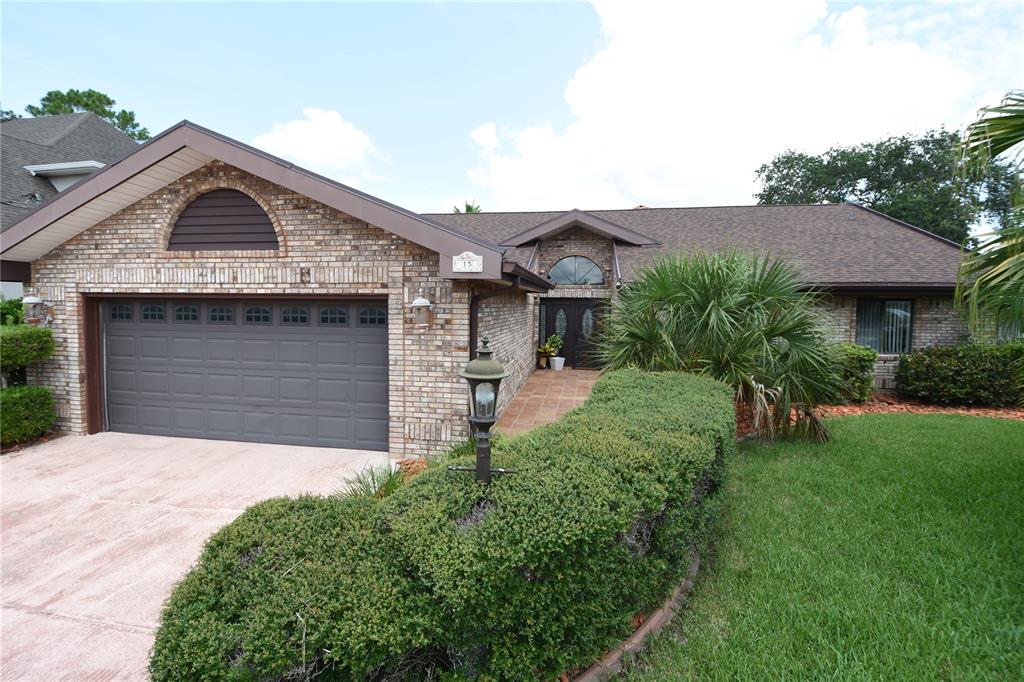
[496,368,600,435]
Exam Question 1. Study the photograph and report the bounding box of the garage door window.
[110,304,133,321]
[281,306,309,325]
[208,305,234,323]
[359,306,387,326]
[174,305,199,322]
[319,307,347,325]
[141,304,164,321]
[245,306,271,324]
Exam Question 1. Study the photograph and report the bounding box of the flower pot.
[551,357,566,371]
[538,356,549,369]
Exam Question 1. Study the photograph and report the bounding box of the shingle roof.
[1,113,139,230]
[425,204,964,288]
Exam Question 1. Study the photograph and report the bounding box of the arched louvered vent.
[168,189,278,251]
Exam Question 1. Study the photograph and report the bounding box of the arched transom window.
[547,256,604,285]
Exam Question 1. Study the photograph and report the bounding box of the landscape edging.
[573,552,702,681]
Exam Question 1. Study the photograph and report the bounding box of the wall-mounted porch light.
[410,289,434,327]
[21,296,51,326]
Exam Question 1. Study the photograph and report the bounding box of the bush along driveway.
[625,413,1024,680]
[149,370,736,680]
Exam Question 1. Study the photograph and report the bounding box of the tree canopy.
[453,200,481,213]
[24,89,150,140]
[754,129,1018,245]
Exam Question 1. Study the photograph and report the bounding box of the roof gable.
[498,208,659,247]
[1,121,504,279]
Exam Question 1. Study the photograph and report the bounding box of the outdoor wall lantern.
[21,296,51,326]
[410,289,434,327]
[450,337,512,485]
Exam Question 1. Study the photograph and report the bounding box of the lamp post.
[455,337,508,485]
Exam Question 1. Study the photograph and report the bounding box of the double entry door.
[540,298,606,368]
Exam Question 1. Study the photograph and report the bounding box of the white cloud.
[252,108,387,184]
[467,1,1024,211]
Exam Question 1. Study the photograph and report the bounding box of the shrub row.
[896,343,1024,407]
[150,369,736,681]
[0,325,55,372]
[0,386,56,446]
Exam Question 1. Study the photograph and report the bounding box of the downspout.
[612,240,622,284]
[469,275,521,360]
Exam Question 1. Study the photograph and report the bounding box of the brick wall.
[477,289,539,413]
[26,161,480,457]
[820,294,968,389]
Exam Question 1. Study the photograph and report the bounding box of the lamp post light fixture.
[451,337,511,485]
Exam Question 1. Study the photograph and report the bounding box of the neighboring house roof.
[427,204,965,289]
[1,113,139,230]
[0,120,507,280]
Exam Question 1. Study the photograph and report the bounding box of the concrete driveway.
[0,432,390,681]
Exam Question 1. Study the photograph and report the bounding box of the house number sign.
[452,251,484,273]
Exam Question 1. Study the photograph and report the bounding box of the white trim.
[24,160,106,177]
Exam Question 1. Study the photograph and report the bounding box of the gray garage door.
[103,299,389,450]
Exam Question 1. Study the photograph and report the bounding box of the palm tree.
[597,251,839,439]
[453,201,481,214]
[956,91,1024,335]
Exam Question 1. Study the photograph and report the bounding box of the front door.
[540,298,606,368]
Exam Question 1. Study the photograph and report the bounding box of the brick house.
[0,121,965,456]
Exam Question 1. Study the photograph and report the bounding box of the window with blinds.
[856,299,912,354]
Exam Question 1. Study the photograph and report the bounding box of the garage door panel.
[171,372,203,398]
[280,377,313,402]
[317,340,355,367]
[207,373,240,399]
[206,338,239,363]
[241,339,275,364]
[355,342,387,367]
[104,299,388,450]
[107,336,136,360]
[171,337,203,362]
[139,371,169,396]
[138,336,169,361]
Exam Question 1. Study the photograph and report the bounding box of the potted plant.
[547,334,566,370]
[536,340,555,368]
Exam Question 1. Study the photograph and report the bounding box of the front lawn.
[625,414,1024,680]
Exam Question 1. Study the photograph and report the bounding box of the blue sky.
[3,2,1022,213]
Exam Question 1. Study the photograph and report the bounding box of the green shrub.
[0,325,55,372]
[150,370,735,681]
[0,385,56,446]
[896,343,1024,406]
[831,343,878,403]
[0,297,22,326]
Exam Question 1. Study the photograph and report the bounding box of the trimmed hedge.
[896,343,1024,407]
[150,370,735,681]
[0,325,55,371]
[831,343,878,403]
[0,385,56,446]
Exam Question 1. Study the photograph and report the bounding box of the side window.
[358,306,387,326]
[244,306,272,324]
[109,303,133,321]
[141,304,164,321]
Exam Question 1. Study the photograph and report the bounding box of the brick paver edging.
[572,553,702,681]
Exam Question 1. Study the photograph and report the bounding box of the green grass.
[624,414,1024,681]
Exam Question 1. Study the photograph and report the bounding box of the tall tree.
[956,91,1024,335]
[1,106,20,122]
[453,200,481,214]
[25,89,150,140]
[755,130,1017,245]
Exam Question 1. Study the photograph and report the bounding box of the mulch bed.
[736,394,1023,440]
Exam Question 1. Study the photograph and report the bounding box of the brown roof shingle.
[425,203,963,288]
